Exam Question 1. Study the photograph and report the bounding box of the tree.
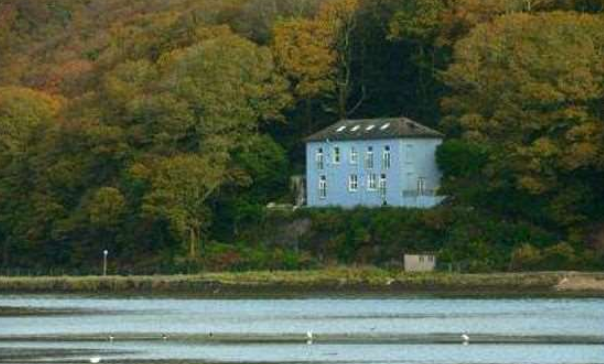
[272,0,360,119]
[143,155,225,259]
[160,31,291,154]
[442,12,604,228]
[87,187,126,228]
[138,31,290,260]
[0,87,61,158]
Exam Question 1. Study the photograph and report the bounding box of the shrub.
[509,244,543,271]
[541,242,577,270]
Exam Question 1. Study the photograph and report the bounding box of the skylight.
[351,125,361,132]
[380,123,391,130]
[366,125,376,131]
[336,126,347,132]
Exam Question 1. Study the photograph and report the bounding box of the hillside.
[0,0,603,273]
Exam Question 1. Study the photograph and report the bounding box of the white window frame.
[383,145,391,169]
[316,148,324,170]
[350,146,358,165]
[367,174,377,191]
[417,177,426,196]
[379,173,387,197]
[319,175,327,199]
[365,146,374,169]
[348,174,358,192]
[333,146,341,164]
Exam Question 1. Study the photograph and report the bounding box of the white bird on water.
[89,357,101,363]
[461,333,470,345]
[306,331,314,345]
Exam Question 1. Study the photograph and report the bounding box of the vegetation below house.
[1,268,604,296]
[0,0,603,274]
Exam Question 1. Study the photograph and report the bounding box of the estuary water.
[0,295,603,364]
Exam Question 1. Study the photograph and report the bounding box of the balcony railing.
[402,189,438,198]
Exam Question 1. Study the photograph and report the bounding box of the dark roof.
[304,117,443,143]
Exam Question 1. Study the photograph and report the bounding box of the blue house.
[305,117,445,208]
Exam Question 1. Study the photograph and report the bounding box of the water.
[0,295,603,363]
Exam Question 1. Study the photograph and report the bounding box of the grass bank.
[0,268,603,296]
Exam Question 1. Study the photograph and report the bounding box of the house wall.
[306,138,444,208]
[404,254,437,272]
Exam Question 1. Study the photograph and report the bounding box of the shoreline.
[0,269,603,297]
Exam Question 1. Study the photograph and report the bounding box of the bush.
[541,242,577,270]
[237,206,566,272]
[509,244,543,271]
[202,242,316,271]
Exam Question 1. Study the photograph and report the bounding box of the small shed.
[404,253,436,272]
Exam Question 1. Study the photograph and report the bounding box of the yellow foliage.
[272,18,336,99]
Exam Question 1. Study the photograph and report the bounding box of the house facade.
[305,117,445,208]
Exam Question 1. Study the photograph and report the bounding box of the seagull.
[89,357,101,363]
[306,331,313,345]
[461,333,470,345]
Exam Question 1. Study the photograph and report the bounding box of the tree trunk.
[188,227,197,259]
[305,99,313,134]
[2,239,8,268]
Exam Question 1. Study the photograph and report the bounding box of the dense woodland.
[0,0,603,274]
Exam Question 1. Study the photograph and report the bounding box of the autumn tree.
[0,87,61,158]
[272,0,360,119]
[442,12,604,229]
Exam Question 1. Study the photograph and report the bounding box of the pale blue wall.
[306,138,444,208]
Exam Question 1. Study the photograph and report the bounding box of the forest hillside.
[0,0,603,273]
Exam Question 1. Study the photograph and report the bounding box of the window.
[348,174,358,192]
[365,146,374,169]
[350,146,358,164]
[379,173,387,198]
[333,146,341,164]
[405,144,414,164]
[383,146,391,169]
[419,256,425,263]
[316,148,324,169]
[319,175,327,199]
[428,255,434,263]
[417,177,426,195]
[367,174,377,191]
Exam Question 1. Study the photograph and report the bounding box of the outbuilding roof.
[304,117,443,142]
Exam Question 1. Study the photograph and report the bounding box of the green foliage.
[87,187,126,227]
[241,207,582,272]
[203,242,315,271]
[442,11,604,228]
[509,244,543,271]
[389,0,445,42]
[0,0,603,274]
[0,87,61,157]
[436,140,488,179]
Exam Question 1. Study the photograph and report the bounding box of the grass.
[0,268,602,296]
